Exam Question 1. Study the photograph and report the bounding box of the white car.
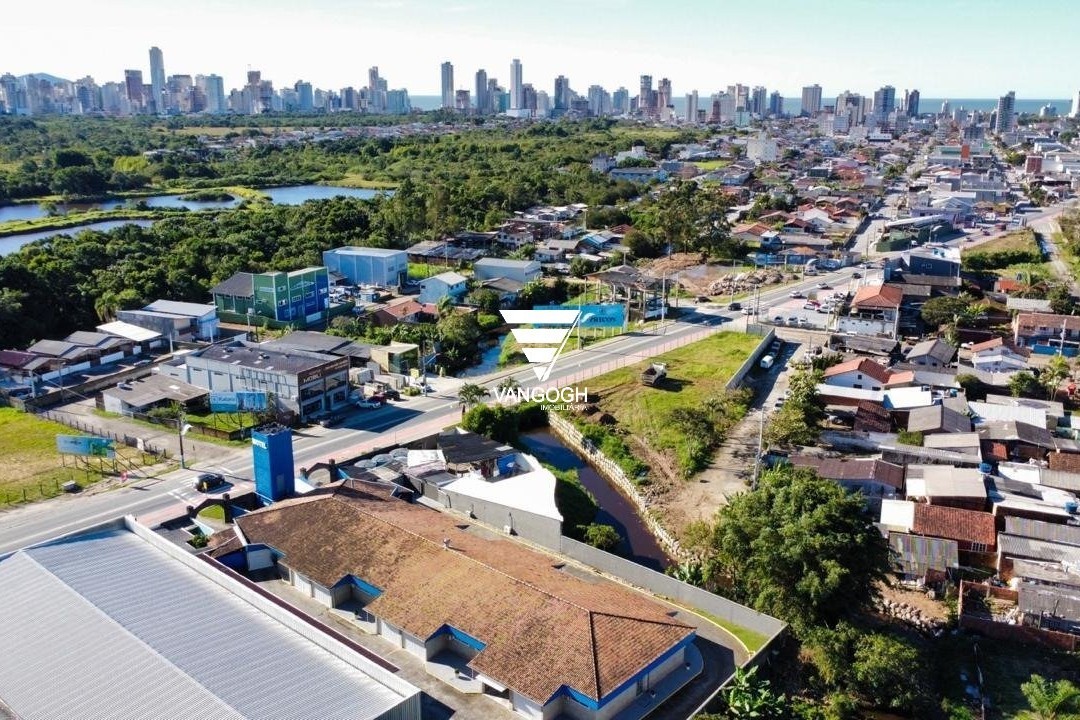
[355,398,383,409]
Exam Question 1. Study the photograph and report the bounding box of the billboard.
[209,390,269,413]
[56,435,115,458]
[535,304,627,328]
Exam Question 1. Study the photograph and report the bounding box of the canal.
[520,429,671,572]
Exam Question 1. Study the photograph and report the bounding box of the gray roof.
[1004,517,1080,546]
[144,300,217,319]
[1006,297,1054,313]
[25,339,88,359]
[1019,582,1080,621]
[209,272,254,298]
[906,402,972,434]
[1011,559,1080,589]
[261,331,359,355]
[828,333,899,356]
[194,342,338,374]
[906,338,956,364]
[977,420,1057,450]
[0,526,416,720]
[889,532,958,574]
[1039,469,1080,493]
[998,534,1080,565]
[327,246,407,258]
[474,257,539,269]
[65,330,127,349]
[101,374,208,409]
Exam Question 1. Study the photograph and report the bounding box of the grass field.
[0,208,164,237]
[408,261,464,279]
[972,228,1038,255]
[0,407,151,503]
[691,159,732,171]
[335,172,399,190]
[575,332,761,472]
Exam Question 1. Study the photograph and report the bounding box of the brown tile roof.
[236,483,693,704]
[969,337,1003,353]
[852,283,903,309]
[1049,452,1080,473]
[854,400,892,433]
[824,357,893,384]
[789,456,904,489]
[1015,313,1080,333]
[913,504,997,548]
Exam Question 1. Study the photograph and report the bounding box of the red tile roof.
[1016,313,1080,333]
[236,482,693,704]
[823,357,893,384]
[969,337,1004,353]
[852,284,903,310]
[1049,452,1080,473]
[912,504,997,548]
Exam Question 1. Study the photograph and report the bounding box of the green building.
[211,267,330,326]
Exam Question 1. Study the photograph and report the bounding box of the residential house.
[1013,313,1080,355]
[419,272,469,305]
[232,479,704,720]
[902,246,961,277]
[888,533,959,582]
[905,397,973,435]
[838,284,903,338]
[608,166,669,184]
[905,465,987,510]
[822,357,893,391]
[473,258,541,285]
[789,456,903,500]
[905,338,956,369]
[879,499,997,566]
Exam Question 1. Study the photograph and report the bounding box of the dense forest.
[0,117,725,349]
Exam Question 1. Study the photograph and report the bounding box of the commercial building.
[159,340,349,420]
[231,479,700,720]
[472,257,541,285]
[0,518,421,719]
[322,247,409,287]
[418,271,468,304]
[117,300,218,342]
[210,267,330,326]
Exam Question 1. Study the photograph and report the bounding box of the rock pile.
[874,597,948,637]
[706,269,791,296]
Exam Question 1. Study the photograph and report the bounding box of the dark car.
[852,272,862,278]
[727,302,742,311]
[194,473,227,493]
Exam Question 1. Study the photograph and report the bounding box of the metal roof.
[143,300,217,319]
[999,534,1080,565]
[889,532,958,574]
[97,320,163,342]
[1004,517,1080,547]
[0,527,417,720]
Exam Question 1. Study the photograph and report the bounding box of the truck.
[760,355,775,370]
[641,362,668,386]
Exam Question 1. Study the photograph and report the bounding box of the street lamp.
[177,407,192,469]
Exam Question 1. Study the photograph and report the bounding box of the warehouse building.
[323,247,409,288]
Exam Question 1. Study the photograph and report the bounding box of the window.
[969,541,987,553]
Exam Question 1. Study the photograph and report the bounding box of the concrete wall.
[725,329,775,391]
[439,486,562,550]
[558,536,785,642]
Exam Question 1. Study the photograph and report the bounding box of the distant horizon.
[7,0,1080,98]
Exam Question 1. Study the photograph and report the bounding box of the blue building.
[323,246,409,287]
[252,425,295,504]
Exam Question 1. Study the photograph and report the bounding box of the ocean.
[408,94,1071,117]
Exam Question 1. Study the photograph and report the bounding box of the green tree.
[623,228,664,259]
[469,288,502,315]
[1042,354,1072,400]
[457,382,490,408]
[582,523,621,552]
[1049,286,1077,316]
[719,666,790,720]
[956,373,985,401]
[708,465,890,631]
[1009,370,1043,398]
[851,633,927,713]
[1018,674,1080,720]
[920,296,971,328]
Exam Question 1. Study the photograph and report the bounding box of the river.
[520,429,671,571]
[0,185,383,256]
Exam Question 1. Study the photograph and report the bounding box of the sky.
[6,0,1078,99]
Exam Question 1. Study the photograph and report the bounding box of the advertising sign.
[535,304,626,328]
[56,435,115,458]
[209,390,268,413]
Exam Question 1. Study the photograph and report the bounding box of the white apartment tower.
[994,90,1016,134]
[148,46,166,115]
[1071,90,1080,119]
[509,58,523,111]
[801,84,822,116]
[440,61,454,109]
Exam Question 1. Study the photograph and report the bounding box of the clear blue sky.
[7,0,1077,98]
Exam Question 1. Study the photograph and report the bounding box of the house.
[978,421,1057,464]
[879,499,997,563]
[969,401,1049,430]
[1013,312,1080,354]
[902,246,961,277]
[789,456,904,499]
[905,397,973,435]
[232,479,704,720]
[479,277,525,306]
[322,247,409,287]
[905,338,956,369]
[535,238,582,263]
[473,258,541,285]
[971,343,1029,374]
[838,284,903,338]
[0,519,421,720]
[905,465,987,510]
[888,533,959,581]
[822,357,893,390]
[419,272,469,305]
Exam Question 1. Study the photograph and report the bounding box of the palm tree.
[457,382,490,409]
[497,376,520,392]
[1019,674,1080,720]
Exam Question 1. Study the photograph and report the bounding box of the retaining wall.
[725,329,776,391]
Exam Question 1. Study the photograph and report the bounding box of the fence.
[725,329,775,391]
[548,413,684,559]
[36,408,170,459]
[958,580,1080,651]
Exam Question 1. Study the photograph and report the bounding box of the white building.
[745,133,778,163]
[418,271,468,304]
[473,257,541,285]
[323,246,408,287]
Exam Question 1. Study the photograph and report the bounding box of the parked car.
[773,315,785,324]
[356,398,383,409]
[742,306,756,316]
[697,295,711,303]
[789,290,805,299]
[194,473,227,493]
[727,302,742,311]
[803,303,818,311]
[787,316,799,325]
[817,282,831,289]
[852,272,862,278]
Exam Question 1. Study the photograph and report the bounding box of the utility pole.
[752,407,765,490]
[177,407,192,469]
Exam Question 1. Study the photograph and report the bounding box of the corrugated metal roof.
[1019,582,1080,620]
[0,529,413,720]
[889,532,958,574]
[1011,559,1080,589]
[1004,517,1080,547]
[999,534,1080,565]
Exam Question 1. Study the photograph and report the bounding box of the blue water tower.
[252,424,295,504]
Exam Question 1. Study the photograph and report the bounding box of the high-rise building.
[553,75,570,113]
[148,46,166,114]
[368,66,386,113]
[474,68,488,114]
[0,73,18,114]
[904,89,920,117]
[873,85,896,116]
[940,99,950,116]
[196,74,226,114]
[586,85,610,116]
[167,74,193,113]
[638,75,654,116]
[800,84,822,116]
[440,61,454,109]
[750,86,767,116]
[612,87,629,115]
[1071,91,1080,119]
[124,69,144,111]
[294,80,313,112]
[522,84,537,115]
[768,91,783,117]
[657,78,672,110]
[386,89,410,115]
[509,58,523,111]
[686,91,698,123]
[994,91,1016,134]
